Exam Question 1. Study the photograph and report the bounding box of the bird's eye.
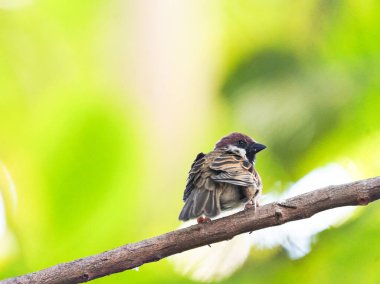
[237,140,246,147]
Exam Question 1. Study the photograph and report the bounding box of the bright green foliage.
[0,1,379,283]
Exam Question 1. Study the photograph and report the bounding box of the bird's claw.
[197,216,211,224]
[244,199,259,211]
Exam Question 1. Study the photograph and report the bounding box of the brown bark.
[2,177,380,284]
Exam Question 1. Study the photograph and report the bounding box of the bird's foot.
[245,199,259,211]
[246,200,259,234]
[197,216,211,224]
[244,202,254,210]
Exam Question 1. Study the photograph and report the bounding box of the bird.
[178,132,266,223]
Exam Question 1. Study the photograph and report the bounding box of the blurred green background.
[0,0,379,283]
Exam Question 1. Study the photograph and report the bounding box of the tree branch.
[2,177,380,284]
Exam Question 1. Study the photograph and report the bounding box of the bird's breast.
[219,183,261,210]
[219,184,247,210]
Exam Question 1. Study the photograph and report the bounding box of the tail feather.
[179,189,221,221]
[193,190,210,217]
[178,195,194,221]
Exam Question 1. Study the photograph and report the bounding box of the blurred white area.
[0,193,6,239]
[0,163,17,213]
[171,208,250,282]
[0,0,32,9]
[127,0,219,147]
[121,0,222,224]
[170,163,357,282]
[252,163,356,259]
[0,162,18,263]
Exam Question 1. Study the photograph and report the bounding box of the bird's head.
[214,132,266,163]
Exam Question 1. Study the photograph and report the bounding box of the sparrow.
[178,132,266,223]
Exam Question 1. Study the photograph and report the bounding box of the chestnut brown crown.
[214,132,255,150]
[214,132,266,163]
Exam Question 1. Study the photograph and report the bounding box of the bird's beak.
[251,143,267,153]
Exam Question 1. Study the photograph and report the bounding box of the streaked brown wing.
[178,149,256,221]
[183,152,206,201]
[179,186,222,221]
[209,151,254,186]
[179,152,222,221]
